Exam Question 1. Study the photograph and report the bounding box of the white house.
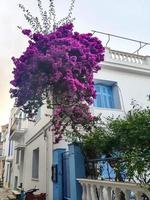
[0,124,8,186]
[9,104,53,198]
[8,47,150,200]
[1,122,14,189]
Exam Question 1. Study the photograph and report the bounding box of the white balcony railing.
[109,49,145,65]
[10,118,27,141]
[104,48,150,69]
[78,179,150,200]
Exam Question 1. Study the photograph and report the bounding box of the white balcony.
[108,49,146,65]
[0,156,5,160]
[0,149,5,160]
[14,144,25,150]
[10,129,26,141]
[6,156,13,162]
[78,179,150,200]
[10,118,27,141]
[103,48,150,75]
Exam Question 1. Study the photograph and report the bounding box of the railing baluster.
[77,179,150,200]
[106,186,112,200]
[124,189,130,200]
[90,184,97,200]
[113,52,117,60]
[135,191,142,200]
[86,184,92,200]
[99,186,104,200]
[115,188,121,200]
[81,183,87,200]
[110,51,114,59]
[108,49,147,66]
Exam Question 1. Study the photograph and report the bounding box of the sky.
[0,0,150,127]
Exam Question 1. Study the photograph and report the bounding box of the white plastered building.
[8,47,150,199]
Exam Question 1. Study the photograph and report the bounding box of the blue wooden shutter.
[94,84,102,107]
[94,84,114,108]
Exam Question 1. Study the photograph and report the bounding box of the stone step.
[1,198,9,200]
[7,195,16,200]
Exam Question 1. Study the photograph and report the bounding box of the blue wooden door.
[62,152,71,200]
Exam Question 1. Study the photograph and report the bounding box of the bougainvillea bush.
[10,23,104,142]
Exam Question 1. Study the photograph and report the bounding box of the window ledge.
[32,178,39,181]
[93,107,122,111]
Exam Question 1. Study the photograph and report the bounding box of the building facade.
[0,132,5,186]
[1,124,9,187]
[8,47,150,199]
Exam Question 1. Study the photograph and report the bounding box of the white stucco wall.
[24,104,50,143]
[23,129,53,199]
[23,134,47,191]
[93,66,150,118]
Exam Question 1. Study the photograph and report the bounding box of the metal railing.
[92,30,150,55]
[85,157,126,181]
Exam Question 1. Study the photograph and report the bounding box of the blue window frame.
[94,84,114,108]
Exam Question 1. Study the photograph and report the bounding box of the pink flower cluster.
[10,23,104,142]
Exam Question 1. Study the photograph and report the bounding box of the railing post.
[104,48,111,60]
[145,56,150,66]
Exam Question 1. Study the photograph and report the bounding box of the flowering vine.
[18,0,75,33]
[10,1,104,142]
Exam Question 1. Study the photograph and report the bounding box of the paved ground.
[0,188,12,200]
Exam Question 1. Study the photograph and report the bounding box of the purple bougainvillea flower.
[22,29,32,36]
[10,23,105,142]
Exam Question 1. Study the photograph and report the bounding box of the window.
[94,81,121,109]
[8,141,11,156]
[8,140,13,156]
[35,108,41,123]
[20,150,24,163]
[32,148,39,179]
[6,164,9,182]
[16,150,20,164]
[94,84,114,108]
[21,111,26,120]
[14,176,18,189]
[0,148,2,156]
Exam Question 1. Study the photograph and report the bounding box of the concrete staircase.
[0,180,3,188]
